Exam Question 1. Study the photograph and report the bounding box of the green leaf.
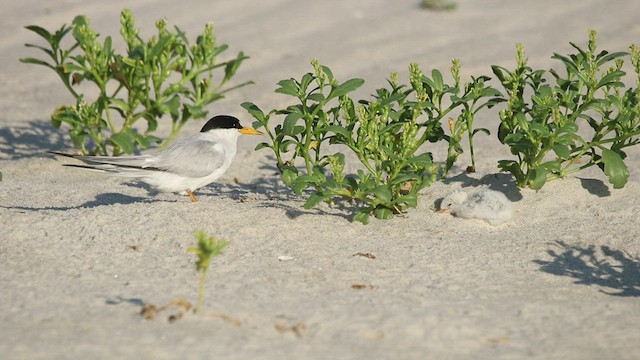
[596,51,629,66]
[19,57,53,68]
[69,131,87,150]
[241,102,265,122]
[406,153,434,167]
[280,139,298,153]
[275,79,300,97]
[131,133,161,149]
[293,180,311,195]
[374,206,394,220]
[431,69,444,90]
[283,112,303,136]
[109,98,130,112]
[491,65,508,84]
[328,78,365,100]
[498,160,525,187]
[600,148,629,189]
[552,53,589,84]
[370,185,392,204]
[353,211,370,225]
[24,25,53,42]
[254,142,270,151]
[183,103,207,120]
[299,73,315,93]
[396,193,418,208]
[596,70,626,89]
[303,193,327,209]
[321,65,334,80]
[390,173,420,186]
[479,87,503,98]
[515,112,529,132]
[307,93,326,102]
[379,92,406,107]
[325,125,351,139]
[281,167,298,187]
[51,106,79,128]
[552,143,571,159]
[224,52,248,82]
[164,95,181,120]
[528,167,547,190]
[24,43,55,58]
[110,132,135,154]
[497,122,510,144]
[102,35,112,55]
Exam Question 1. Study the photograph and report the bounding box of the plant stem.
[194,268,208,314]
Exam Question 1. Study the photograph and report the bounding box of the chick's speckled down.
[440,188,513,225]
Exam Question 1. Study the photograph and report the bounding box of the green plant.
[243,59,499,224]
[492,31,640,189]
[420,0,457,11]
[20,9,250,155]
[187,230,228,314]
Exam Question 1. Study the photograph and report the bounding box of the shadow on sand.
[0,120,68,159]
[534,240,640,297]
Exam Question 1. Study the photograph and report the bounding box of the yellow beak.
[239,127,263,135]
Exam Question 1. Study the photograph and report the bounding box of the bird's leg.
[187,190,198,202]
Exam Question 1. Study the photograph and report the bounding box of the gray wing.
[148,138,227,178]
[52,152,156,173]
[52,137,226,178]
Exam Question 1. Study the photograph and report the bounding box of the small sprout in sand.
[437,188,512,225]
[420,0,457,11]
[188,230,228,314]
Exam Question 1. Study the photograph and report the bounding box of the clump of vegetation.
[246,31,640,223]
[493,31,640,189]
[20,9,250,155]
[188,230,228,314]
[244,59,499,224]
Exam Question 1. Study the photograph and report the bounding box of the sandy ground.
[2,1,640,359]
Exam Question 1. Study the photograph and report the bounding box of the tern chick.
[437,188,512,225]
[51,115,262,202]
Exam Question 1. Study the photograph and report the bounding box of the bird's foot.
[187,190,198,202]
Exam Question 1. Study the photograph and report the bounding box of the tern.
[50,115,262,202]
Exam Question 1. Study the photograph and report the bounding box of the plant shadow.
[533,240,640,297]
[188,156,357,221]
[444,167,615,200]
[444,170,524,202]
[577,177,611,197]
[204,179,355,222]
[0,120,68,160]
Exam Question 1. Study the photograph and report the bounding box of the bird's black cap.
[200,115,243,132]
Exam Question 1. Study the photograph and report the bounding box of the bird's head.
[200,115,262,135]
[437,189,468,213]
